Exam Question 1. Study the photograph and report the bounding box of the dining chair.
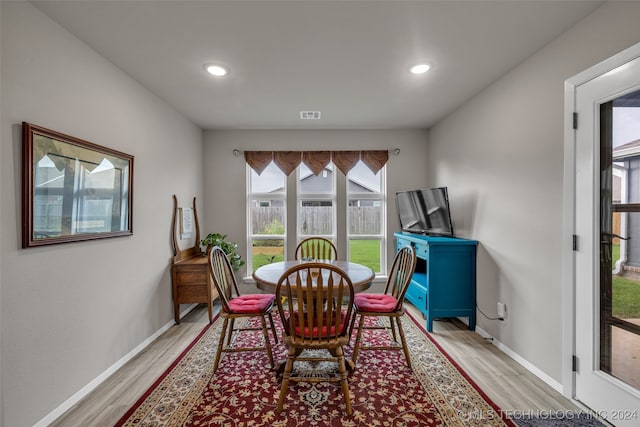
[208,246,278,372]
[275,262,355,415]
[350,245,417,370]
[294,237,338,261]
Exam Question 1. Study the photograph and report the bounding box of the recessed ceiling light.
[205,64,229,77]
[410,64,431,75]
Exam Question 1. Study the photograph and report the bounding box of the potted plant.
[201,233,245,272]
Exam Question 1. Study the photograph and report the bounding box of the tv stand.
[395,232,477,332]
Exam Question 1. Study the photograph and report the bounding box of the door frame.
[563,41,640,399]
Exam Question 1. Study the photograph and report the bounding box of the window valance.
[243,150,389,176]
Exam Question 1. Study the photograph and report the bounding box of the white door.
[573,47,640,425]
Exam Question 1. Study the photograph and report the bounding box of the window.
[298,162,336,242]
[247,158,387,275]
[347,161,385,273]
[247,162,286,272]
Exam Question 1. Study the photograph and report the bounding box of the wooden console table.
[170,195,217,324]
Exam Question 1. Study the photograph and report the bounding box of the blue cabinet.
[395,232,478,332]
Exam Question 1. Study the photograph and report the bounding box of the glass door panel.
[601,89,640,391]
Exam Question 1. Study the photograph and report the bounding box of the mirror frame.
[22,122,134,248]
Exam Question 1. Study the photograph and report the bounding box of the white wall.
[0,3,203,426]
[428,1,640,385]
[203,129,429,281]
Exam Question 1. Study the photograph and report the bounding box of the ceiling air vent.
[300,111,321,120]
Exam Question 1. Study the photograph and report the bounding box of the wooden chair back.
[276,262,354,344]
[208,246,240,313]
[294,237,338,261]
[384,245,417,311]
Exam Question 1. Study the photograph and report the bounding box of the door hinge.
[573,112,578,130]
[572,355,579,372]
[573,234,578,251]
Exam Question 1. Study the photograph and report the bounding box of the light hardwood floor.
[50,302,582,426]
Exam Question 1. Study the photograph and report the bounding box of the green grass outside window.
[611,243,640,319]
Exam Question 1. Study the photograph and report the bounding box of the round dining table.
[252,260,375,293]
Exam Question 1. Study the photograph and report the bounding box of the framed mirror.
[22,122,134,248]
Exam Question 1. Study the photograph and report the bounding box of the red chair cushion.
[294,323,344,338]
[289,311,347,338]
[354,293,398,312]
[228,294,275,314]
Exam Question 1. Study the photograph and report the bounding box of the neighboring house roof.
[262,167,377,193]
[299,167,377,192]
[613,138,640,160]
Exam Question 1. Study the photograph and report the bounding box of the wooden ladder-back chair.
[275,262,355,415]
[208,246,278,372]
[350,245,417,370]
[295,237,338,261]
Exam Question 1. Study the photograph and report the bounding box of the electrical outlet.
[497,302,506,320]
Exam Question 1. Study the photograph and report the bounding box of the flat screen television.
[395,187,454,236]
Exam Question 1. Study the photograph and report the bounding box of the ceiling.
[33,0,603,130]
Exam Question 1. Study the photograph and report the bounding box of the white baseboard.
[475,325,564,393]
[34,304,199,427]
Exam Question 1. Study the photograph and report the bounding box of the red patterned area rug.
[116,312,515,426]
